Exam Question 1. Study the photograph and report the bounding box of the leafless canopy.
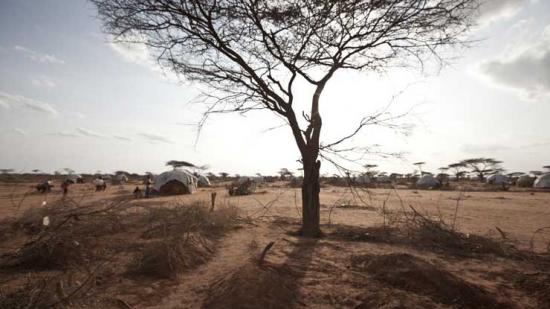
[93,0,477,153]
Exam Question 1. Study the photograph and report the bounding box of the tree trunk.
[301,151,321,237]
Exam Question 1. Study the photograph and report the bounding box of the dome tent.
[486,174,508,185]
[154,170,197,195]
[197,174,211,187]
[355,174,371,185]
[416,174,440,189]
[517,175,535,187]
[534,173,550,189]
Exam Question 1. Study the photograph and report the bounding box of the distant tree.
[278,168,294,180]
[93,0,479,237]
[219,172,229,180]
[448,162,467,181]
[114,170,129,175]
[460,158,502,182]
[32,169,42,174]
[413,162,426,175]
[364,164,378,177]
[166,160,197,170]
[507,172,524,178]
[0,169,14,174]
[62,168,75,175]
[530,171,543,176]
[543,165,550,172]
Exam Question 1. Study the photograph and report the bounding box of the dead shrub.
[141,201,238,239]
[130,233,214,279]
[0,276,54,309]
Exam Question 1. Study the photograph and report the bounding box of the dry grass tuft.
[130,201,238,279]
[130,234,214,279]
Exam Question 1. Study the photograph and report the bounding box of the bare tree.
[448,162,466,181]
[461,158,503,182]
[413,161,425,175]
[92,0,479,237]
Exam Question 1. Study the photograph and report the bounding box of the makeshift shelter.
[416,174,440,189]
[154,170,197,195]
[376,175,391,183]
[197,174,211,187]
[355,174,371,185]
[534,173,550,189]
[517,175,535,188]
[112,174,128,185]
[486,174,508,185]
[65,174,83,184]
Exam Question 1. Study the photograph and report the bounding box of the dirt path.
[147,223,263,309]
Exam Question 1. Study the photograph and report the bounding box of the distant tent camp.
[416,174,440,189]
[486,174,508,185]
[112,174,128,185]
[154,170,197,195]
[533,173,550,189]
[517,175,535,188]
[197,174,211,187]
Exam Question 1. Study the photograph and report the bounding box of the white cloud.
[12,128,28,136]
[138,132,173,144]
[50,131,80,138]
[0,99,10,109]
[13,45,65,64]
[109,36,179,81]
[77,127,109,139]
[477,0,526,25]
[479,26,550,99]
[31,76,57,89]
[113,135,132,141]
[0,91,59,116]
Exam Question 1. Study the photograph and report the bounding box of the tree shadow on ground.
[203,235,318,309]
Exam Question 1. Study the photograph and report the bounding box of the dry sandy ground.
[1,180,549,308]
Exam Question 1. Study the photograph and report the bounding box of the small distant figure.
[61,180,70,197]
[36,180,53,193]
[133,186,142,199]
[144,176,153,198]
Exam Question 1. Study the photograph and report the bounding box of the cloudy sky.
[0,0,549,176]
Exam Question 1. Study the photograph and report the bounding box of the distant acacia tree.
[413,162,426,175]
[543,166,550,172]
[278,168,294,180]
[219,172,229,180]
[448,162,466,181]
[93,0,479,236]
[364,164,378,177]
[0,169,14,174]
[461,158,502,182]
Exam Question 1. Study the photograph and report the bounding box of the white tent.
[355,174,371,185]
[534,173,550,189]
[486,174,508,185]
[154,170,197,194]
[517,175,535,187]
[416,174,440,188]
[376,175,391,183]
[66,174,82,183]
[197,174,211,187]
